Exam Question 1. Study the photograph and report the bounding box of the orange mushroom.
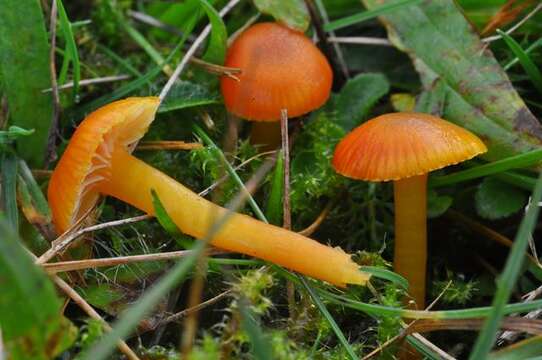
[221,22,333,149]
[332,112,487,308]
[48,97,368,287]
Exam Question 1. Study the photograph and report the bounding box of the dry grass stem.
[482,2,542,43]
[327,36,392,46]
[137,140,203,151]
[42,75,131,93]
[298,200,334,236]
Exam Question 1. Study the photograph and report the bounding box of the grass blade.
[300,277,358,360]
[324,0,422,32]
[1,151,18,232]
[238,300,273,360]
[504,37,542,71]
[360,266,409,290]
[498,30,542,96]
[57,0,81,102]
[469,172,542,358]
[430,148,542,187]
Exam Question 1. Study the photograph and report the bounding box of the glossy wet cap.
[48,97,160,234]
[221,22,333,121]
[332,112,487,181]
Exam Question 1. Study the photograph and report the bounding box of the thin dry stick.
[190,58,241,80]
[298,200,333,236]
[137,140,203,151]
[42,75,131,93]
[327,36,392,46]
[199,150,277,197]
[313,0,350,79]
[280,109,297,322]
[498,284,542,343]
[158,0,241,102]
[128,10,185,37]
[362,281,454,360]
[482,2,542,42]
[42,249,226,273]
[45,0,61,167]
[159,290,232,327]
[36,214,151,264]
[26,250,140,360]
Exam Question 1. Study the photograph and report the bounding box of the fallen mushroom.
[332,112,487,307]
[48,97,368,287]
[221,22,333,150]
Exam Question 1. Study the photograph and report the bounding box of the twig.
[158,0,241,102]
[327,36,392,46]
[26,250,140,359]
[42,249,226,273]
[190,58,241,80]
[482,3,542,43]
[128,10,185,37]
[314,0,349,78]
[298,200,333,236]
[44,0,61,168]
[281,109,291,231]
[304,0,346,86]
[42,75,131,93]
[498,284,542,343]
[36,214,151,264]
[198,150,277,197]
[137,141,203,151]
[159,290,232,327]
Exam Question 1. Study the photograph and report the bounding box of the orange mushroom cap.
[48,97,160,233]
[221,22,333,121]
[332,112,487,181]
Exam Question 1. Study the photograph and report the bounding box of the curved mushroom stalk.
[48,97,368,287]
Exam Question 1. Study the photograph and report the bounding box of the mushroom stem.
[250,122,282,152]
[393,174,427,309]
[98,147,368,287]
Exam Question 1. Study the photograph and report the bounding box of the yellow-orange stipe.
[221,22,333,121]
[48,97,368,287]
[332,112,487,308]
[332,112,487,182]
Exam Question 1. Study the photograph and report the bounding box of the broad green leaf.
[362,0,542,161]
[198,0,227,65]
[470,173,542,358]
[0,0,53,166]
[390,93,416,112]
[265,151,284,226]
[427,190,453,218]
[335,73,390,131]
[158,81,220,113]
[147,0,205,39]
[0,219,76,359]
[253,0,310,32]
[475,177,527,220]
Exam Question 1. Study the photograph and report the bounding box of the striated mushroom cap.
[332,112,487,182]
[48,97,160,233]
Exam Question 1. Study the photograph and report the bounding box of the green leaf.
[158,81,220,113]
[198,0,228,65]
[253,0,310,32]
[265,151,284,226]
[335,73,390,131]
[361,0,542,162]
[0,0,53,166]
[1,151,18,232]
[151,189,194,248]
[324,0,423,32]
[427,189,453,218]
[0,219,76,359]
[498,30,542,96]
[57,0,81,102]
[470,172,542,358]
[0,126,35,145]
[359,266,408,290]
[475,177,528,220]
